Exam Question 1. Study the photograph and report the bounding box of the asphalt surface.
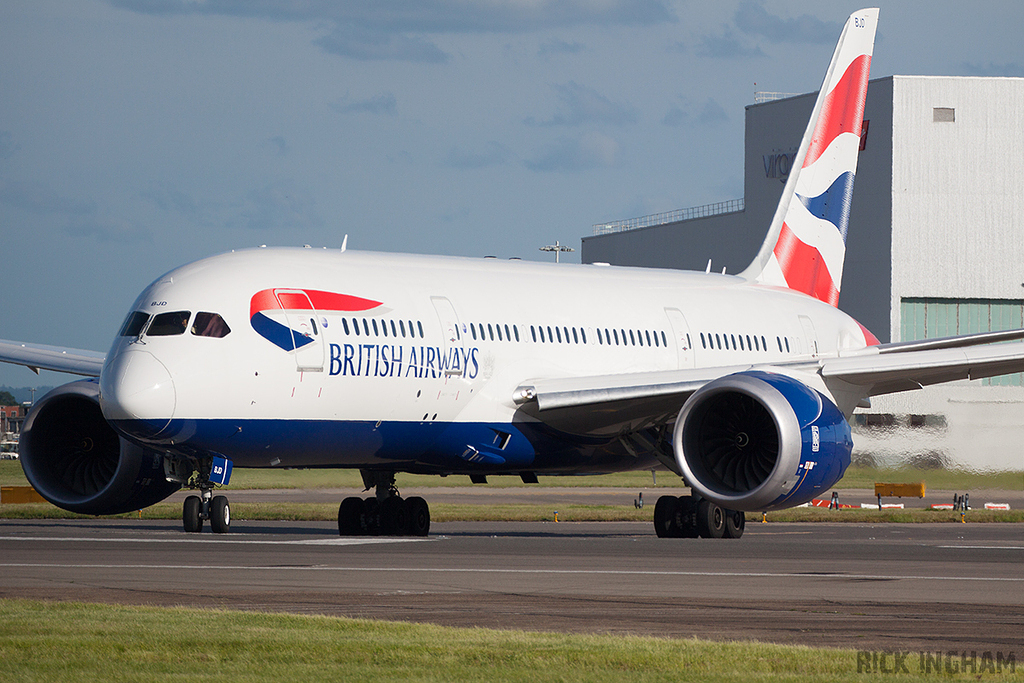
[1,517,1022,652]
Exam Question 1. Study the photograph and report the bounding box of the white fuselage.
[97,247,870,473]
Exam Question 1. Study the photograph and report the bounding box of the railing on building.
[753,91,801,104]
[592,198,744,236]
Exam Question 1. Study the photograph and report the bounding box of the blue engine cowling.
[672,371,852,512]
[19,379,180,515]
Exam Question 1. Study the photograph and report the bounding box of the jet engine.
[19,379,180,515]
[673,371,851,512]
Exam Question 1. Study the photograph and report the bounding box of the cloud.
[230,180,321,232]
[696,28,765,59]
[960,62,1024,77]
[263,136,289,157]
[0,179,154,243]
[526,81,637,127]
[109,1,675,61]
[733,1,840,45]
[331,92,399,116]
[65,218,151,244]
[662,98,728,127]
[0,179,95,216]
[443,142,511,169]
[315,26,449,63]
[539,39,585,57]
[525,132,619,172]
[0,132,19,160]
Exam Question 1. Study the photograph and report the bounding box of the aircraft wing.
[514,330,1024,432]
[822,339,1024,396]
[0,339,105,377]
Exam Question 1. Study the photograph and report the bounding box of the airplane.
[4,8,1024,540]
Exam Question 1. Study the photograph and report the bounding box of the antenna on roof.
[341,235,348,253]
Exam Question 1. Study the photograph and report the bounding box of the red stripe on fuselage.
[773,223,840,306]
[249,289,381,319]
[803,54,871,168]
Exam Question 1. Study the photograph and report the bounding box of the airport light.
[539,240,575,263]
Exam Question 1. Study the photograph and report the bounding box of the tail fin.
[740,8,878,307]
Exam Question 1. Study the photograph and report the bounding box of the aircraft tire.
[210,495,230,534]
[697,500,725,539]
[406,496,430,537]
[183,495,202,533]
[723,509,745,539]
[338,497,364,536]
[380,497,409,536]
[363,498,380,535]
[653,496,679,538]
[675,496,700,538]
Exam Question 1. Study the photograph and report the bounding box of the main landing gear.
[338,471,430,537]
[653,495,745,539]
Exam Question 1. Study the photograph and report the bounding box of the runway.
[1,518,1022,651]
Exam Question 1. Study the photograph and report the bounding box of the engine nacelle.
[19,379,180,515]
[673,371,852,512]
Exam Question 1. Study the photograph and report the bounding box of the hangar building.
[582,76,1024,472]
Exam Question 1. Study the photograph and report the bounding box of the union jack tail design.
[740,8,878,307]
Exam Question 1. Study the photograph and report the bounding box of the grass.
[3,460,1021,492]
[2,501,1022,524]
[1,599,1018,682]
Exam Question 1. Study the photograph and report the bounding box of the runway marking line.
[0,563,1020,583]
[0,535,432,547]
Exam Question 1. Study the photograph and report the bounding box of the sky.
[2,0,1024,389]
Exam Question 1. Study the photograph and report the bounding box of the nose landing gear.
[165,456,231,534]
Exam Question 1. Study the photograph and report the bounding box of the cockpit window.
[147,311,191,336]
[191,312,231,338]
[118,311,150,337]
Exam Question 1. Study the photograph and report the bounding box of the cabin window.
[580,329,586,344]
[417,321,424,338]
[700,333,706,349]
[399,320,406,337]
[572,328,578,344]
[342,319,350,335]
[363,319,370,336]
[555,327,562,343]
[118,311,150,337]
[391,320,397,337]
[761,335,767,351]
[513,325,520,342]
[785,337,790,353]
[147,311,190,337]
[372,319,379,336]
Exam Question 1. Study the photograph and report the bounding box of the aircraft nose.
[100,348,176,438]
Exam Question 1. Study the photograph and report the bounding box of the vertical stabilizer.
[740,8,878,307]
